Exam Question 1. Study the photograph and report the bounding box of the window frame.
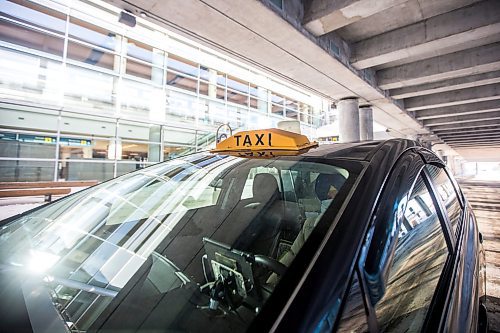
[351,151,457,332]
[422,165,459,250]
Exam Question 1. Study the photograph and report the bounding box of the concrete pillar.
[257,87,268,113]
[206,69,218,124]
[208,69,218,99]
[113,35,127,113]
[151,48,164,85]
[107,138,122,160]
[148,125,161,162]
[338,98,360,142]
[300,103,311,124]
[359,105,373,141]
[82,146,93,159]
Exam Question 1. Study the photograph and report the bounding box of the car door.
[335,149,457,332]
[424,163,486,333]
[417,148,487,332]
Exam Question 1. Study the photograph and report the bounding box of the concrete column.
[206,69,218,124]
[338,98,360,142]
[208,69,218,99]
[300,103,311,124]
[359,105,373,141]
[257,87,268,114]
[107,138,122,160]
[113,35,127,113]
[82,146,93,159]
[152,48,164,85]
[148,125,161,162]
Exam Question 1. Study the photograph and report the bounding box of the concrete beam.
[405,84,500,111]
[391,71,500,99]
[303,0,407,36]
[448,141,500,147]
[351,1,500,70]
[415,100,500,120]
[374,34,500,71]
[336,0,481,43]
[450,139,500,144]
[423,111,500,127]
[449,139,500,144]
[446,141,500,148]
[439,130,500,139]
[377,42,500,90]
[433,126,500,135]
[449,138,500,143]
[442,137,500,144]
[444,135,500,143]
[429,120,500,132]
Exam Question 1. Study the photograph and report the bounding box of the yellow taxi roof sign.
[210,128,318,157]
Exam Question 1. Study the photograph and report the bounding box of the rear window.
[425,164,463,234]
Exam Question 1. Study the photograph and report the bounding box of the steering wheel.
[253,254,287,276]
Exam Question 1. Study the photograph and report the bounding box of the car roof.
[300,138,420,161]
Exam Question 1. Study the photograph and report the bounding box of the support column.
[338,98,360,142]
[151,48,164,85]
[207,69,218,124]
[148,125,161,162]
[359,105,373,141]
[208,69,218,99]
[107,138,122,160]
[257,87,268,114]
[113,35,127,114]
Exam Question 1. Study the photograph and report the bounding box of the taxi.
[0,128,488,332]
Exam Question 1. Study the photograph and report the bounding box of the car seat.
[233,173,284,256]
[267,172,347,285]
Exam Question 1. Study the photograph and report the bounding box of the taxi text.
[233,133,272,147]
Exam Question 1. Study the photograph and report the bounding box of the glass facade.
[0,0,329,182]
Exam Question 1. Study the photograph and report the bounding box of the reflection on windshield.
[0,153,355,332]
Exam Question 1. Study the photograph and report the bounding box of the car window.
[241,166,280,199]
[373,172,450,332]
[425,165,462,235]
[336,272,369,332]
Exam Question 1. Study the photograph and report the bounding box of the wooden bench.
[0,180,98,202]
[0,180,98,190]
[0,188,71,202]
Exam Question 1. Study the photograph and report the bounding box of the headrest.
[253,173,279,200]
[315,173,346,200]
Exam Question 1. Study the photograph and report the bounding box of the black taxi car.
[0,129,487,333]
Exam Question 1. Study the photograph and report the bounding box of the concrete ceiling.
[104,0,500,161]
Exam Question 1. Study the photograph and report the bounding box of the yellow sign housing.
[210,128,318,157]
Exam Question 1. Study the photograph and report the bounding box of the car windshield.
[0,152,360,332]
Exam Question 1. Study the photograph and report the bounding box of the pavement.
[460,180,500,333]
